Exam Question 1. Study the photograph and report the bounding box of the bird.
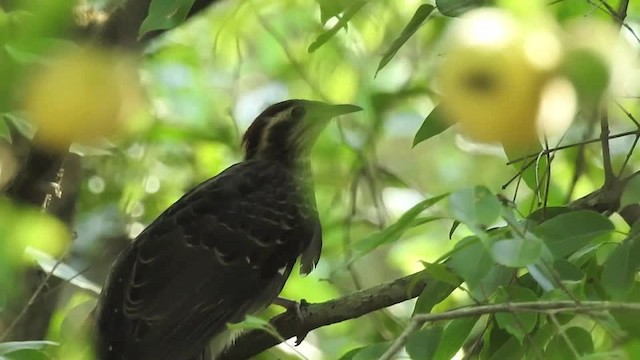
[92,99,362,360]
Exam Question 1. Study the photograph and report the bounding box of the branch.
[505,129,640,165]
[380,300,640,360]
[79,0,224,48]
[218,270,429,359]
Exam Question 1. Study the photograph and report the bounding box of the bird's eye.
[291,106,306,119]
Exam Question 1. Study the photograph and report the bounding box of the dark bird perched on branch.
[93,100,362,360]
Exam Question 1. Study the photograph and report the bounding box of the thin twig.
[379,300,640,360]
[601,110,616,186]
[344,168,364,290]
[0,249,70,341]
[506,129,640,165]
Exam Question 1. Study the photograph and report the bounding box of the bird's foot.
[273,297,310,345]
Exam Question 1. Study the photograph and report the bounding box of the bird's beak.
[323,103,363,117]
[305,101,363,120]
[300,101,362,145]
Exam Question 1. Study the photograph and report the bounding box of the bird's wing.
[96,160,320,360]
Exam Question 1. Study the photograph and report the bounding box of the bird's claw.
[273,297,310,345]
[293,299,310,345]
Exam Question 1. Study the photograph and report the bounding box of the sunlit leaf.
[376,4,435,75]
[491,236,543,267]
[413,104,453,146]
[25,247,101,294]
[0,341,57,355]
[449,186,501,228]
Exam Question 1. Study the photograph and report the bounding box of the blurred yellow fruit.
[437,8,562,148]
[25,47,142,149]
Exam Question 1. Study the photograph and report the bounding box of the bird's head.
[242,99,362,165]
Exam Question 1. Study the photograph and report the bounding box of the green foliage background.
[1,0,640,359]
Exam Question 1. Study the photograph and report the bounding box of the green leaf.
[527,207,573,224]
[351,342,391,360]
[139,0,196,37]
[0,341,57,355]
[406,326,443,360]
[534,210,614,259]
[622,175,640,208]
[317,0,350,24]
[413,104,453,146]
[484,326,525,360]
[308,1,367,53]
[432,316,479,360]
[526,264,554,291]
[375,4,435,76]
[352,194,449,258]
[602,233,640,300]
[447,221,461,240]
[227,315,282,341]
[436,0,488,17]
[494,286,538,343]
[449,186,501,228]
[612,285,640,337]
[476,265,513,301]
[503,141,548,196]
[413,279,458,315]
[420,262,463,286]
[490,236,544,268]
[552,259,584,282]
[561,49,610,105]
[25,247,101,294]
[448,237,492,289]
[544,327,593,359]
[525,323,556,358]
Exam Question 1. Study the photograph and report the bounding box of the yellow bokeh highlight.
[25,46,143,149]
[0,200,70,294]
[324,63,358,103]
[16,209,70,260]
[437,8,564,149]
